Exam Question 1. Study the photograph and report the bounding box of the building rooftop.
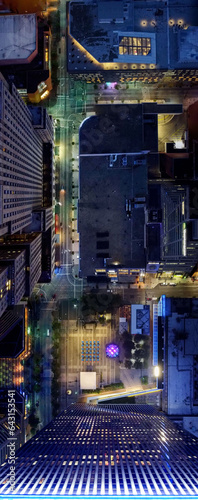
[0,403,198,496]
[79,102,184,278]
[0,248,25,262]
[0,14,37,65]
[68,0,198,73]
[0,306,25,358]
[2,232,41,246]
[80,105,145,154]
[79,104,178,278]
[162,297,198,416]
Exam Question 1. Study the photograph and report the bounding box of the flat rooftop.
[165,298,198,415]
[80,105,144,154]
[3,232,41,245]
[79,154,147,276]
[0,14,37,64]
[0,249,25,262]
[68,0,198,72]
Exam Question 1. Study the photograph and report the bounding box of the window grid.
[119,37,151,56]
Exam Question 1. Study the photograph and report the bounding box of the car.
[146,297,152,301]
[47,329,50,336]
[169,282,177,286]
[160,282,168,286]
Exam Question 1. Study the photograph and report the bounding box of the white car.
[47,329,50,336]
[169,282,177,286]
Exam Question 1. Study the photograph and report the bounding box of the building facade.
[0,71,55,305]
[0,73,43,236]
[1,233,42,295]
[0,403,198,495]
[0,266,8,317]
[0,249,26,306]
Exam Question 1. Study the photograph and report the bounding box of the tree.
[134,360,143,370]
[29,413,39,428]
[81,293,122,319]
[98,315,106,325]
[124,359,132,369]
[141,375,148,385]
[135,349,145,360]
[134,334,149,344]
[34,383,41,393]
[122,331,134,358]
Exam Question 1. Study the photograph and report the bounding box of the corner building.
[68,0,198,85]
[0,404,198,496]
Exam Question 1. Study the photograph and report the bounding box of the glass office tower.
[0,404,198,497]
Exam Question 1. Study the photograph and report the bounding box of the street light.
[154,366,159,377]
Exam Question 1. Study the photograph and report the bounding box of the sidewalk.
[119,366,155,391]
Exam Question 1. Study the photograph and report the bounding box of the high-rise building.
[0,248,26,306]
[0,73,43,237]
[159,183,198,274]
[0,266,9,316]
[158,296,198,417]
[0,389,25,465]
[0,305,25,358]
[0,71,55,300]
[0,403,198,495]
[0,14,52,102]
[1,233,42,296]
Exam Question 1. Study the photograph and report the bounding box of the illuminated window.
[119,37,151,56]
[45,48,49,63]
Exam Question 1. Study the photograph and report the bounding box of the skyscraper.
[0,73,43,236]
[0,71,55,304]
[0,403,198,496]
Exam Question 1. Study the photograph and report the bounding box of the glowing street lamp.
[154,365,159,377]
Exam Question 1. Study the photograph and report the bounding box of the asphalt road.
[84,84,198,109]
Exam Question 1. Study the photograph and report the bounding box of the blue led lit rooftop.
[0,404,198,496]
